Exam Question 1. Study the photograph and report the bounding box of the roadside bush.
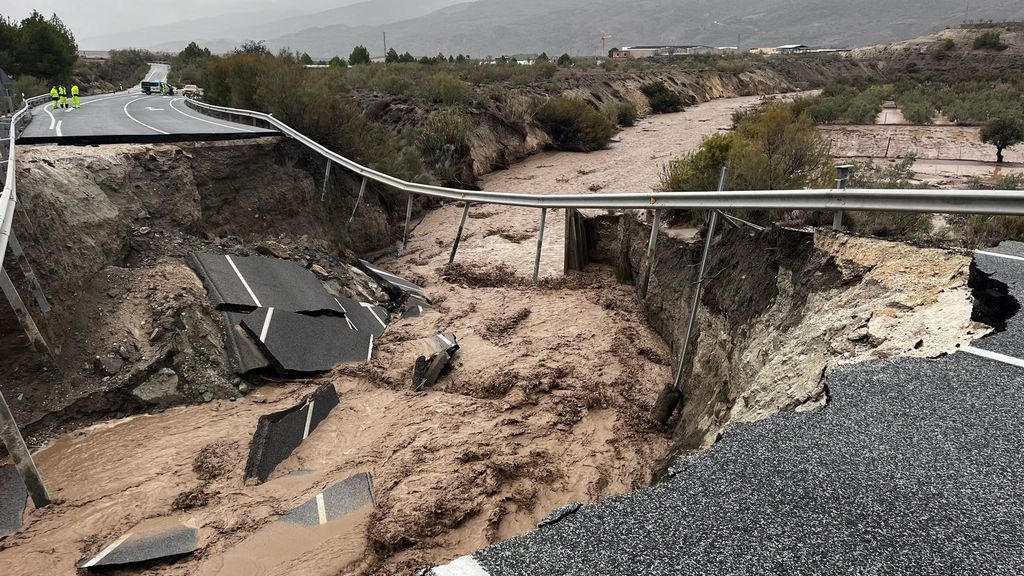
[418,73,472,105]
[640,81,684,113]
[729,101,833,191]
[12,75,48,104]
[535,97,615,152]
[659,133,733,192]
[418,108,473,186]
[933,38,956,60]
[602,101,638,127]
[956,175,1024,246]
[844,156,933,239]
[974,32,1009,51]
[496,92,537,128]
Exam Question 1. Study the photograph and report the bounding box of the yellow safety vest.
[72,85,79,96]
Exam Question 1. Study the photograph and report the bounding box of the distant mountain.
[80,0,465,52]
[266,0,1024,59]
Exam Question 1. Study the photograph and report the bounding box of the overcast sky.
[5,1,352,39]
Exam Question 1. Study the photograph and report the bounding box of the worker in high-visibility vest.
[50,87,59,109]
[71,84,80,108]
[58,86,68,109]
[160,82,167,96]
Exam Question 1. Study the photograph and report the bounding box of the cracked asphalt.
[435,243,1024,576]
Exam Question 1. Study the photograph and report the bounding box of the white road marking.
[55,120,63,137]
[81,93,130,107]
[44,107,55,130]
[315,492,328,525]
[224,255,262,307]
[144,107,165,111]
[302,400,316,439]
[258,307,275,342]
[367,334,375,361]
[975,250,1024,263]
[962,346,1024,369]
[169,98,255,132]
[333,298,358,330]
[436,334,454,348]
[81,532,133,568]
[432,556,491,576]
[123,96,169,135]
[360,302,388,328]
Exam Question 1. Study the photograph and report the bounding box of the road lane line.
[367,334,374,361]
[360,302,388,328]
[224,255,262,307]
[976,250,1024,263]
[81,532,133,568]
[432,556,491,576]
[123,96,169,135]
[169,98,255,132]
[81,93,131,107]
[259,307,275,342]
[302,401,316,439]
[437,334,454,348]
[315,492,328,525]
[962,346,1024,369]
[55,120,62,137]
[44,107,55,130]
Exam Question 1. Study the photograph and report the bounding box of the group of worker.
[49,85,80,110]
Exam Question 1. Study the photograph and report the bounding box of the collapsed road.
[0,89,1021,576]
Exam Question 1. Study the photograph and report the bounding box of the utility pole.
[383,32,388,64]
[0,383,51,508]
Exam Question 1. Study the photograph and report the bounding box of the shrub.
[496,92,537,128]
[534,96,615,152]
[974,32,1008,51]
[371,71,414,95]
[418,73,471,105]
[556,53,574,67]
[418,108,473,186]
[728,102,832,191]
[349,45,371,65]
[659,133,733,192]
[933,38,956,60]
[956,175,1024,246]
[640,81,684,113]
[12,75,48,104]
[602,100,638,127]
[845,211,934,239]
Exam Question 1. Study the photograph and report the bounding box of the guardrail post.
[402,193,414,250]
[320,160,332,202]
[0,267,53,362]
[533,207,548,282]
[348,177,368,223]
[833,164,853,231]
[448,202,471,264]
[8,234,50,313]
[0,386,51,508]
[640,209,661,300]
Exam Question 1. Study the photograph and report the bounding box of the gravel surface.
[438,248,1024,575]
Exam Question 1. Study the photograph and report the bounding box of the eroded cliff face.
[600,215,982,453]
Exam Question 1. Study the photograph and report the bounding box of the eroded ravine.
[0,93,983,575]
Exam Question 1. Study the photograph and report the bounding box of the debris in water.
[244,383,340,483]
[79,517,199,569]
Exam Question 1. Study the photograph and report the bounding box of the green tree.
[237,40,269,55]
[329,56,347,68]
[556,53,574,66]
[385,48,400,64]
[974,31,1008,51]
[349,45,371,65]
[980,117,1024,163]
[729,102,831,190]
[299,52,314,65]
[399,52,415,63]
[535,52,550,64]
[640,81,684,113]
[7,11,78,82]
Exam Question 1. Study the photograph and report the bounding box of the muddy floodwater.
[1,92,807,575]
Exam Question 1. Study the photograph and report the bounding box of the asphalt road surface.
[433,244,1024,576]
[19,64,275,144]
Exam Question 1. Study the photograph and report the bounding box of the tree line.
[0,11,78,85]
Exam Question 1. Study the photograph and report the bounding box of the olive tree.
[980,117,1024,164]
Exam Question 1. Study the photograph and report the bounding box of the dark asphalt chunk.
[0,464,26,538]
[245,383,340,483]
[80,518,199,569]
[189,253,341,314]
[970,242,1024,360]
[438,351,1024,576]
[241,307,373,374]
[281,472,375,526]
[413,333,459,390]
[358,259,429,302]
[333,295,389,338]
[222,311,271,373]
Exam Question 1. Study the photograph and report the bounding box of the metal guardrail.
[1,93,49,264]
[185,98,1024,216]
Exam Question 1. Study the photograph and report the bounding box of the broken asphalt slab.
[240,307,374,374]
[281,472,375,526]
[333,295,389,338]
[413,333,460,390]
[188,253,341,314]
[0,464,27,539]
[244,383,340,483]
[221,311,272,374]
[358,259,429,302]
[80,518,199,569]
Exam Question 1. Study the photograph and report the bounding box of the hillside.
[268,0,1024,59]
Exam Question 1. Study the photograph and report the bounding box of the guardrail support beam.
[403,193,414,250]
[448,202,471,265]
[0,267,53,362]
[9,234,50,313]
[0,386,51,508]
[320,160,332,202]
[533,207,548,282]
[348,177,368,223]
[640,209,661,300]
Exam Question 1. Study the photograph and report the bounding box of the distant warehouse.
[610,45,721,60]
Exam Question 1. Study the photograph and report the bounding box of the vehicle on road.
[181,84,204,99]
[141,81,174,96]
